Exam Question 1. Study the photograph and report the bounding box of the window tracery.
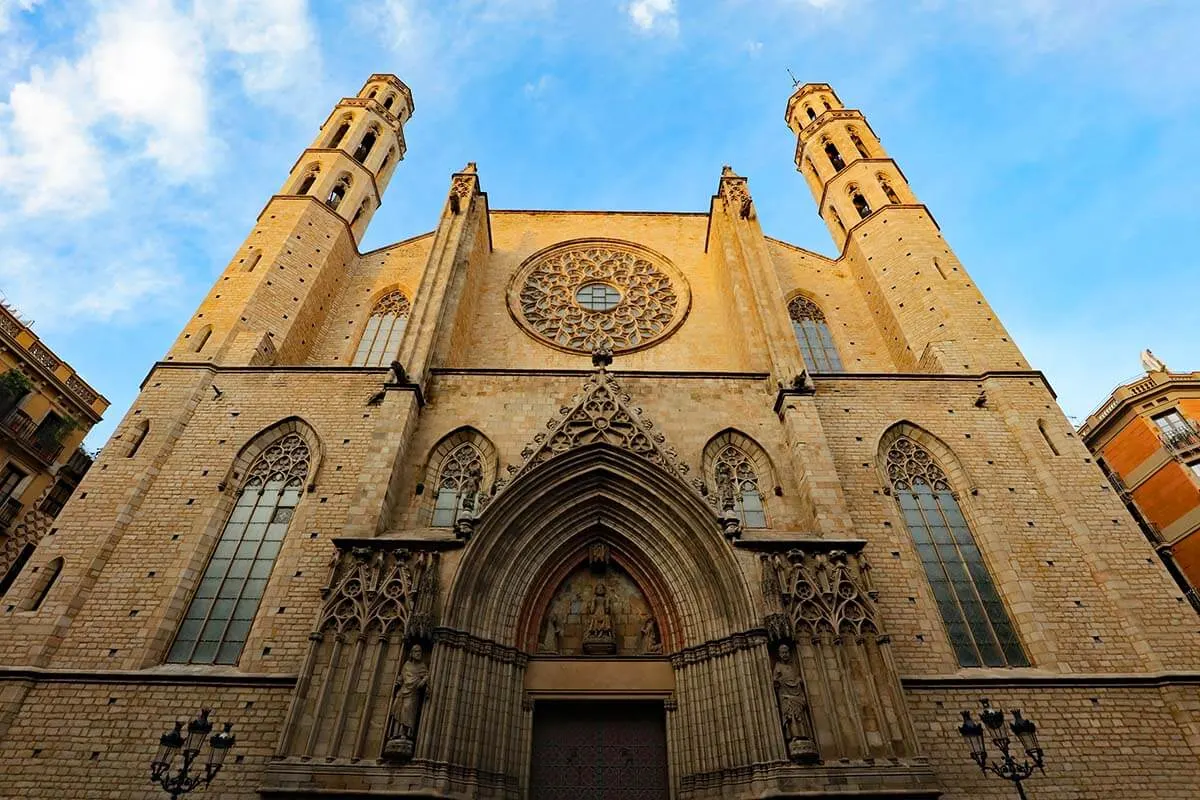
[886,436,1028,668]
[431,443,483,528]
[787,296,843,373]
[713,445,766,528]
[353,291,410,366]
[167,432,310,665]
[510,242,689,354]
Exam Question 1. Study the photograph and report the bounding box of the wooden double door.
[530,701,669,800]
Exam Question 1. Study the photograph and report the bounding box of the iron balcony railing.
[0,496,23,530]
[1158,419,1200,457]
[63,446,92,478]
[0,408,65,464]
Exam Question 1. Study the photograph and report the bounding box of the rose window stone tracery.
[508,240,690,354]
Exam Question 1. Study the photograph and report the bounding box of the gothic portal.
[1,75,1199,800]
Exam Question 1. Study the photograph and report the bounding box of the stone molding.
[669,628,769,667]
[432,626,530,667]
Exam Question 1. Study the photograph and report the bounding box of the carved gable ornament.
[488,366,693,502]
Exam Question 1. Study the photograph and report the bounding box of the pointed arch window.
[352,291,410,366]
[296,170,318,195]
[328,120,350,149]
[788,296,843,373]
[824,141,845,172]
[886,436,1028,668]
[383,95,395,110]
[806,106,816,121]
[879,175,900,205]
[713,446,766,528]
[431,443,483,527]
[352,129,377,163]
[327,178,349,211]
[851,189,872,219]
[167,433,310,665]
[849,128,871,160]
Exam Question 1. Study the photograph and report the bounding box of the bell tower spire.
[164,74,415,367]
[785,82,1027,373]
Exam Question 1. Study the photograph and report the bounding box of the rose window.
[508,240,690,354]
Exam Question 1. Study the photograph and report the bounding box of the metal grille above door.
[530,701,668,800]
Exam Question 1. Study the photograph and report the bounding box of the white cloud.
[628,0,678,35]
[0,242,183,331]
[0,64,108,215]
[0,0,42,32]
[194,0,318,94]
[88,0,211,179]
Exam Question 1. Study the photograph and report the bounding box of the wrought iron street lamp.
[149,708,236,799]
[958,698,1044,799]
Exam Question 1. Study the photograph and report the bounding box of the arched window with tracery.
[352,127,378,163]
[788,296,843,373]
[886,436,1028,668]
[824,140,845,171]
[431,443,483,527]
[352,291,410,366]
[713,445,766,528]
[295,166,319,195]
[167,432,310,665]
[850,188,872,219]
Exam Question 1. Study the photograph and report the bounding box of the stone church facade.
[0,74,1198,799]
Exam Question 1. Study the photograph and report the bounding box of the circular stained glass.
[575,283,622,312]
[507,240,692,354]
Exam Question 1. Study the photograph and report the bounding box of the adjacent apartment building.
[1079,351,1200,610]
[0,301,108,596]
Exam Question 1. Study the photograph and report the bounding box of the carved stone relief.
[535,557,661,656]
[758,545,919,763]
[507,240,690,354]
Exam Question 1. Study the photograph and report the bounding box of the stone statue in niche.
[639,616,663,655]
[582,583,617,654]
[773,643,818,763]
[383,644,430,761]
[538,612,562,655]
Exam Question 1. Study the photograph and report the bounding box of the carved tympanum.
[509,240,689,354]
[534,557,660,656]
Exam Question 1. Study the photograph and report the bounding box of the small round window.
[575,283,622,312]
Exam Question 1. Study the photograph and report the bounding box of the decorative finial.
[591,341,613,369]
[786,68,800,88]
[1140,349,1167,374]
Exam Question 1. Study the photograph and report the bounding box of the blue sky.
[1,0,1198,449]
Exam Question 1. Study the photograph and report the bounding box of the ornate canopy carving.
[507,239,690,354]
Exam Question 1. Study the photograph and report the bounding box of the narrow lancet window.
[851,191,871,219]
[788,296,843,373]
[806,106,816,120]
[879,176,900,204]
[352,291,410,366]
[431,443,483,527]
[327,180,349,211]
[167,432,310,664]
[353,130,377,163]
[825,141,845,171]
[886,436,1028,668]
[850,129,871,159]
[328,121,350,149]
[296,172,317,195]
[713,446,767,528]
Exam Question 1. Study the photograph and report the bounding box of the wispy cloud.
[628,0,678,35]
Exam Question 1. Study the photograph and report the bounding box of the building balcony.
[0,408,65,465]
[1158,419,1200,458]
[0,496,23,530]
